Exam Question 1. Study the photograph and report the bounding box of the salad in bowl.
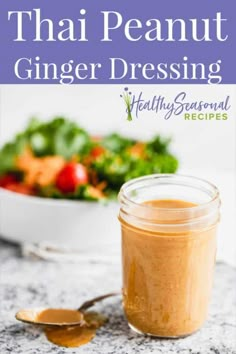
[0,117,178,255]
[0,117,178,200]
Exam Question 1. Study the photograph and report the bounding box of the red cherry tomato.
[0,174,17,188]
[90,146,105,159]
[56,163,88,193]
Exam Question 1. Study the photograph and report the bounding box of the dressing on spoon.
[15,292,118,348]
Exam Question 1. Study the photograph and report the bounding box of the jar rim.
[119,174,220,213]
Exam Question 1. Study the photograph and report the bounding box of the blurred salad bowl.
[0,117,178,258]
[0,188,119,258]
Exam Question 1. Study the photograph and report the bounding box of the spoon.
[15,292,119,327]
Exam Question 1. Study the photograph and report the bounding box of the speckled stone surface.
[0,240,236,354]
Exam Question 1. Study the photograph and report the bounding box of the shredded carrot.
[16,148,66,187]
[5,183,35,196]
[87,186,105,199]
[128,143,146,158]
[96,181,107,191]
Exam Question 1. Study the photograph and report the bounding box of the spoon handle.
[78,292,120,312]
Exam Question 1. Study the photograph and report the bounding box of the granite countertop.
[0,240,236,354]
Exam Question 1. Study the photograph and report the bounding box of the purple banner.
[0,0,235,84]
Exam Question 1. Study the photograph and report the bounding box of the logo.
[120,88,230,121]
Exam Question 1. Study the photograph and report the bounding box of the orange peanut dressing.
[45,326,96,347]
[143,199,197,208]
[44,311,107,348]
[44,310,107,348]
[37,308,84,325]
[18,308,107,348]
[121,199,217,337]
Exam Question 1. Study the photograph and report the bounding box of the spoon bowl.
[15,292,119,327]
[15,308,85,327]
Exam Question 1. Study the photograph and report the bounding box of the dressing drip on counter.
[43,310,107,347]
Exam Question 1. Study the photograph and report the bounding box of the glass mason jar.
[118,174,220,338]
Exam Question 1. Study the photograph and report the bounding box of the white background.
[0,85,235,265]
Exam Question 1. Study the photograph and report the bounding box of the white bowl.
[0,188,120,258]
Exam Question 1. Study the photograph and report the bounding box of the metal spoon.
[15,292,119,327]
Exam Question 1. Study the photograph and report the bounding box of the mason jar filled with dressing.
[118,174,220,338]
